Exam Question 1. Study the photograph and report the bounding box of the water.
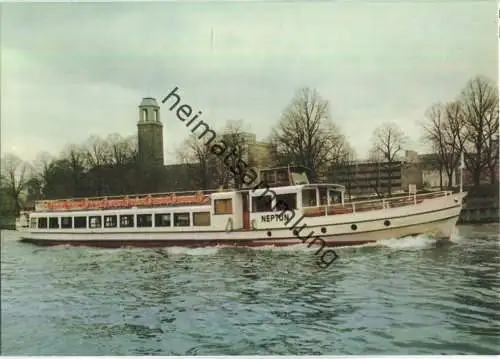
[1,225,499,355]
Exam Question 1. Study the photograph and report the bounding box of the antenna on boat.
[459,151,464,193]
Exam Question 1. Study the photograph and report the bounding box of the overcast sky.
[1,1,497,164]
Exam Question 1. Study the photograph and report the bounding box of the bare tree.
[421,102,467,189]
[220,119,251,189]
[106,134,138,166]
[271,87,349,181]
[460,75,499,186]
[23,151,55,202]
[82,135,112,169]
[60,144,87,197]
[421,104,446,189]
[176,134,214,189]
[369,122,407,196]
[0,153,33,215]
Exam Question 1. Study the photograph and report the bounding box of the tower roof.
[139,97,159,107]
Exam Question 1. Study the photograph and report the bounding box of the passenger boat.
[20,166,467,249]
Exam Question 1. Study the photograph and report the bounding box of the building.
[220,131,271,168]
[330,151,423,197]
[249,140,272,168]
[137,97,164,167]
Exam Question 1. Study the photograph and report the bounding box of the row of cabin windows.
[213,189,342,215]
[213,195,297,214]
[34,212,211,229]
[250,190,342,212]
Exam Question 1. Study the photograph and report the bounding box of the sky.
[1,1,497,164]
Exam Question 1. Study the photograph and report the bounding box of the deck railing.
[303,190,451,217]
[33,189,222,212]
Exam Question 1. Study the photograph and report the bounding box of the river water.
[1,225,499,355]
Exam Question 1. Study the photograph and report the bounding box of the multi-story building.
[330,151,423,198]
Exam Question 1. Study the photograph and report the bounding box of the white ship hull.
[21,191,465,248]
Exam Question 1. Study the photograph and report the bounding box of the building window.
[193,212,211,226]
[154,109,159,122]
[262,171,275,183]
[302,189,317,207]
[120,215,134,228]
[104,215,117,228]
[74,216,87,228]
[214,198,232,215]
[142,109,147,122]
[30,218,37,229]
[174,213,190,227]
[89,216,102,229]
[252,195,273,212]
[49,217,59,229]
[155,213,171,227]
[61,217,72,229]
[37,217,48,229]
[275,193,297,211]
[137,214,153,228]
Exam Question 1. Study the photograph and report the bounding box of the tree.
[460,75,499,186]
[421,102,467,189]
[220,120,251,189]
[0,153,33,215]
[271,87,350,181]
[106,134,138,166]
[369,122,407,196]
[176,134,215,189]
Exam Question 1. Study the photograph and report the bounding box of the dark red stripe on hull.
[20,238,376,249]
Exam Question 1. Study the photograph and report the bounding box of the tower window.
[142,109,147,122]
[154,109,159,122]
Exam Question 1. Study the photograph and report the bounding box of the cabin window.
[302,189,317,207]
[49,217,59,229]
[155,213,171,227]
[193,212,211,226]
[329,190,342,204]
[252,195,273,212]
[30,218,37,229]
[137,214,153,228]
[37,217,48,229]
[89,216,102,229]
[214,198,232,215]
[275,193,297,211]
[174,213,190,227]
[104,215,117,228]
[319,187,328,205]
[74,216,87,228]
[120,215,134,228]
[61,217,72,229]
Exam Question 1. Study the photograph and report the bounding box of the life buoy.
[225,217,234,232]
[251,219,257,230]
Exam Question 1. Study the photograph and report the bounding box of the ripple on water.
[1,227,499,355]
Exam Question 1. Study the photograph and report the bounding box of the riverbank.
[0,217,15,230]
[459,184,499,224]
